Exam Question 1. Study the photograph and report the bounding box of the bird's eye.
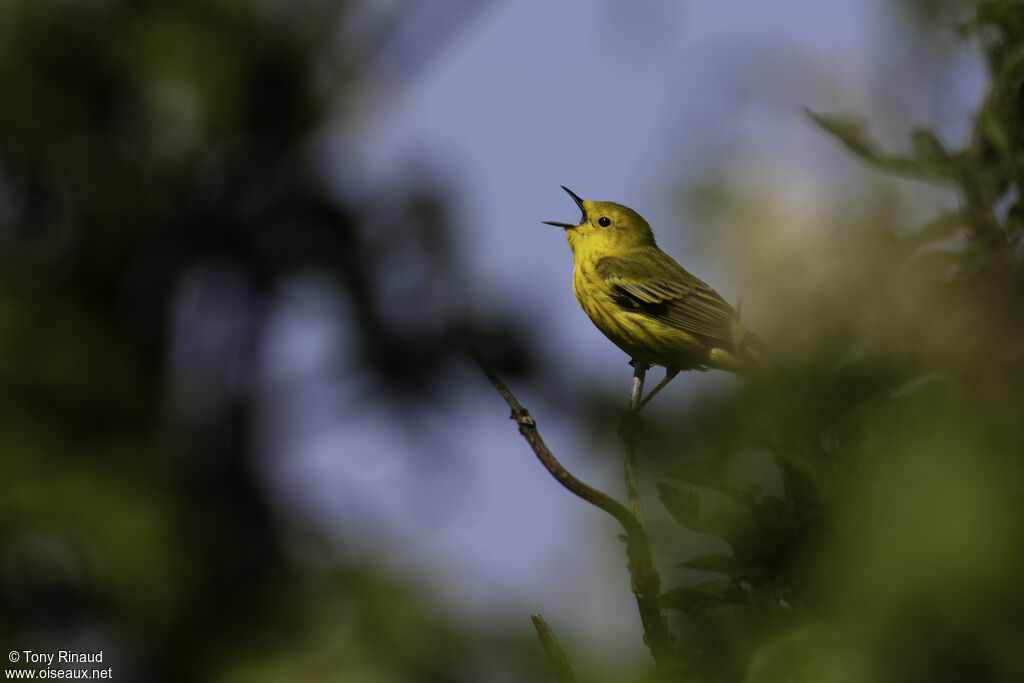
[598,217,611,227]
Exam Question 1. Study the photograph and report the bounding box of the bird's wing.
[596,254,736,349]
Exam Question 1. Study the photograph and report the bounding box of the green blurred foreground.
[639,4,1024,680]
[2,0,1024,681]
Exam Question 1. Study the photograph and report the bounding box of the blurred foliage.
[0,0,538,681]
[641,2,1024,681]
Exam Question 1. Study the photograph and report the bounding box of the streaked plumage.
[545,187,757,382]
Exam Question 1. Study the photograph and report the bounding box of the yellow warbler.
[544,186,759,404]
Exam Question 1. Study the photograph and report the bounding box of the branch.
[531,614,576,683]
[622,362,648,527]
[471,351,674,667]
[471,351,641,536]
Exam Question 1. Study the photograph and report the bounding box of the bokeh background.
[3,0,1023,681]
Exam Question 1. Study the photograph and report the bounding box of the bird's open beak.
[542,185,586,229]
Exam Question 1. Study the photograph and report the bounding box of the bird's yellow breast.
[571,255,708,369]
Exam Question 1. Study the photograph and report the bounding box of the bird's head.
[544,186,657,255]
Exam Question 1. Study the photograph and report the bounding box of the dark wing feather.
[596,253,736,349]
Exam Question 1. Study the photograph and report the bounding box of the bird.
[544,186,760,407]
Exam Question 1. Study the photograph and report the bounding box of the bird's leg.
[638,369,679,409]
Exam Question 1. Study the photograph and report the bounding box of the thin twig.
[531,614,576,683]
[628,362,646,408]
[471,351,674,667]
[623,362,648,527]
[471,351,642,537]
[618,361,673,665]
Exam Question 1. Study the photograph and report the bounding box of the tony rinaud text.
[20,652,103,666]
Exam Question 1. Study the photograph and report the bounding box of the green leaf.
[676,553,750,578]
[661,580,747,614]
[662,456,728,487]
[806,109,946,180]
[911,128,950,163]
[657,483,708,532]
[662,456,763,507]
[910,128,956,178]
[978,108,1011,154]
[774,450,821,508]
[806,109,876,158]
[659,483,772,558]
